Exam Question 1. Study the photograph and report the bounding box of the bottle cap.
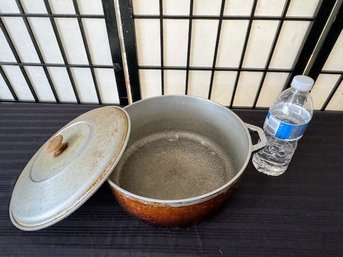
[291,75,314,92]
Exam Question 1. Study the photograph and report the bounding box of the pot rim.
[107,95,252,207]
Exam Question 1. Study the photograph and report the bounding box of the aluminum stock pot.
[9,95,266,230]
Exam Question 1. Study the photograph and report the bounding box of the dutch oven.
[9,95,266,230]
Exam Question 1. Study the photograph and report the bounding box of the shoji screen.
[0,0,120,104]
[132,0,321,108]
[311,31,343,111]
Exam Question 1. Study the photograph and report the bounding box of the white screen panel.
[255,0,286,16]
[2,66,34,101]
[286,0,320,17]
[269,21,310,69]
[224,0,253,16]
[0,75,14,101]
[55,18,89,64]
[78,0,104,15]
[0,1,20,13]
[71,68,98,103]
[233,72,263,107]
[94,69,119,104]
[193,0,221,16]
[47,67,77,103]
[190,20,219,67]
[21,0,47,13]
[323,31,343,71]
[2,17,40,62]
[164,20,188,66]
[256,72,289,108]
[25,66,55,102]
[139,70,162,99]
[49,0,74,14]
[243,20,279,68]
[210,71,237,106]
[163,0,190,15]
[132,0,159,15]
[216,20,249,68]
[82,19,113,65]
[135,19,161,66]
[0,31,16,62]
[188,71,211,98]
[27,18,64,63]
[310,74,340,110]
[164,70,186,95]
[326,80,343,111]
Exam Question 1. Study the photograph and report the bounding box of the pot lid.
[9,106,130,231]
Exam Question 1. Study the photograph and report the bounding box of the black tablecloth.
[0,102,342,257]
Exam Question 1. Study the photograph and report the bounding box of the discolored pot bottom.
[113,131,236,200]
[109,181,239,227]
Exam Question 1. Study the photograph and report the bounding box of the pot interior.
[109,96,250,201]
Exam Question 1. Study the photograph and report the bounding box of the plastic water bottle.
[252,75,314,176]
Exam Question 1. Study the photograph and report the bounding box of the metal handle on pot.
[245,123,267,152]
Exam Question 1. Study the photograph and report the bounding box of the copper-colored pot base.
[109,182,238,227]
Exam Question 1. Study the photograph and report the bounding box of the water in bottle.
[252,75,314,176]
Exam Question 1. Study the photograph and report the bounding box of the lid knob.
[45,135,68,157]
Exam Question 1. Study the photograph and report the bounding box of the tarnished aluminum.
[9,107,130,231]
[107,95,266,226]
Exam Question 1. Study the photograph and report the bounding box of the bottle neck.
[290,86,309,95]
[288,87,313,112]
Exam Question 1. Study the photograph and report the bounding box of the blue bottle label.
[264,112,309,140]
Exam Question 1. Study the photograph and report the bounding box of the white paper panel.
[135,19,161,65]
[0,1,20,13]
[0,75,14,101]
[193,0,221,16]
[243,21,279,68]
[326,80,343,111]
[49,0,75,14]
[233,72,263,107]
[323,31,343,71]
[310,74,340,110]
[224,0,253,16]
[190,20,219,67]
[163,0,190,15]
[71,68,98,103]
[287,0,320,17]
[255,0,286,16]
[0,31,16,62]
[55,18,89,64]
[27,18,64,63]
[25,66,55,102]
[78,0,104,15]
[82,19,113,65]
[164,20,188,66]
[139,70,162,99]
[256,72,289,107]
[269,21,310,69]
[132,0,159,15]
[94,69,119,104]
[188,71,211,98]
[2,66,34,101]
[210,71,237,106]
[164,70,186,95]
[216,21,249,68]
[21,0,47,13]
[2,17,40,62]
[47,67,77,102]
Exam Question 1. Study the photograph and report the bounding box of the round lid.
[291,75,314,92]
[9,106,130,231]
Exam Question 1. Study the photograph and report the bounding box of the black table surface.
[0,102,342,257]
